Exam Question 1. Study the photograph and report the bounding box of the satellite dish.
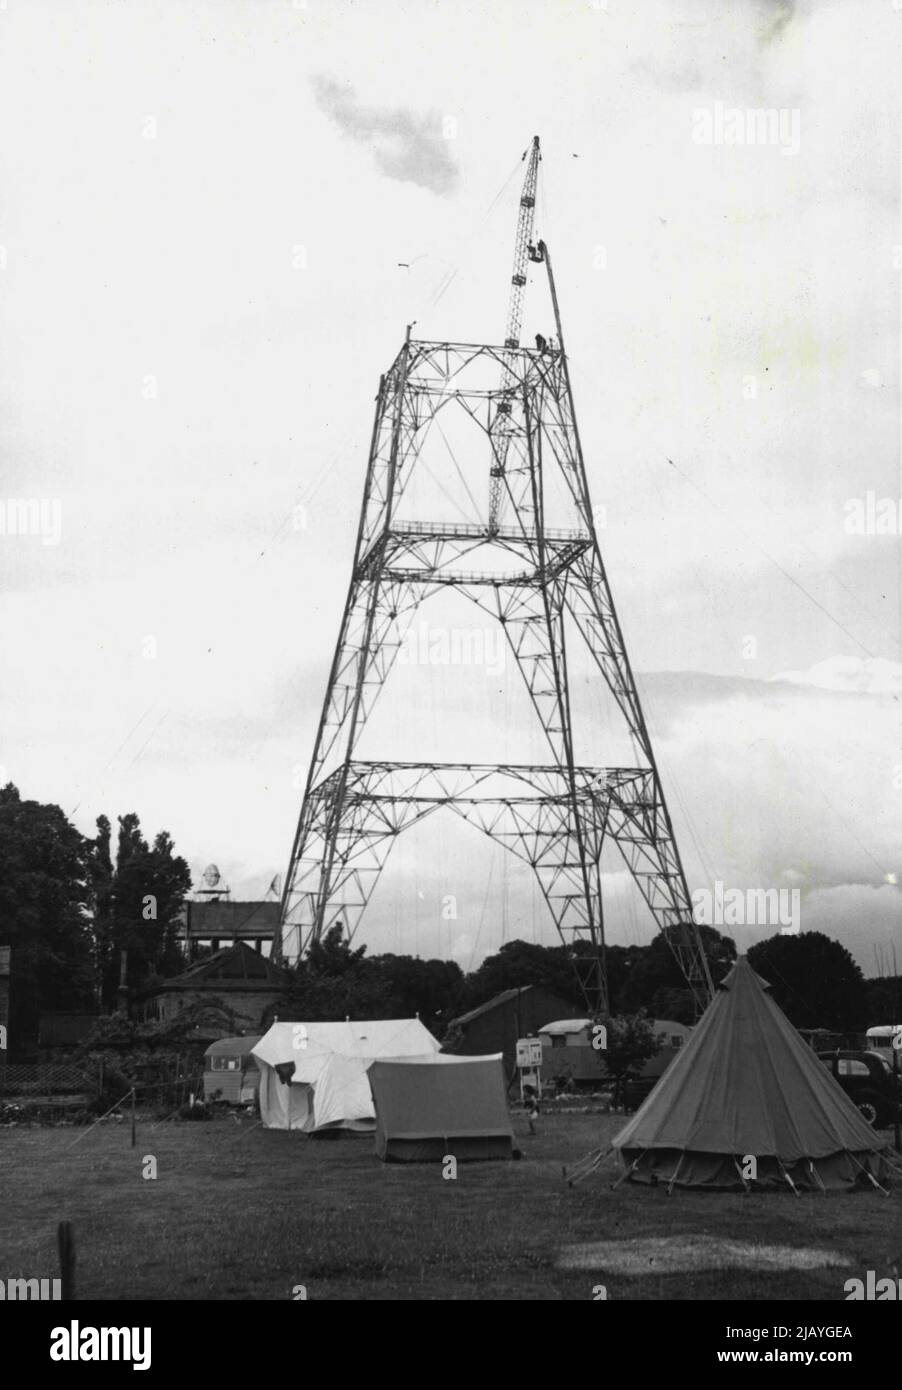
[202,864,221,889]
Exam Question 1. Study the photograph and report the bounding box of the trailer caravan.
[865,1025,902,1054]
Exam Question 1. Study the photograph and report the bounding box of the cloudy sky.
[0,0,900,976]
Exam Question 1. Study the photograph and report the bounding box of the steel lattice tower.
[277,137,714,1015]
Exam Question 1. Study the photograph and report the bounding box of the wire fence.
[0,1062,95,1096]
[0,1061,207,1115]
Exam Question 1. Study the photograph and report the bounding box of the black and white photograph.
[1,0,901,1347]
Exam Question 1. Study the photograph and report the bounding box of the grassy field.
[2,1111,899,1300]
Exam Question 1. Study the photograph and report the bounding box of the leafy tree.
[306,922,367,977]
[367,953,464,1036]
[747,932,866,1031]
[284,969,399,1022]
[602,1012,661,1106]
[618,925,737,1023]
[0,783,94,1046]
[460,939,584,1013]
[87,812,191,1009]
[283,924,397,1021]
[87,815,114,1003]
[863,975,902,1026]
[605,943,647,1014]
[280,929,465,1031]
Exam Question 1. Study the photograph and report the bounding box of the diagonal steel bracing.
[279,207,714,1014]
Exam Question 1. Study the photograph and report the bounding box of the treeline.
[1,783,897,1046]
[291,922,894,1038]
[0,784,189,1042]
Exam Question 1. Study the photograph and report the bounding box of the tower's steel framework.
[278,142,713,1015]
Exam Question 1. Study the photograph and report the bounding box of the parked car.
[818,1050,902,1128]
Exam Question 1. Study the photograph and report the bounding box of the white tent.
[252,1019,441,1132]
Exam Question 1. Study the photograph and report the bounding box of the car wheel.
[856,1095,880,1126]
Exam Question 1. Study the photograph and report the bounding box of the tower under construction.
[277,136,713,1015]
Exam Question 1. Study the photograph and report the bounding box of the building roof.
[144,942,289,996]
[450,985,541,1028]
[538,1018,592,1036]
[204,1035,262,1058]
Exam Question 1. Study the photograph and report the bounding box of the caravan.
[865,1025,902,1054]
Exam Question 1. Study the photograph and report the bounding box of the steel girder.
[279,335,713,1013]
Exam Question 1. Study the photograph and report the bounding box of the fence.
[0,1062,95,1097]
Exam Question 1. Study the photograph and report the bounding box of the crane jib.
[489,135,542,530]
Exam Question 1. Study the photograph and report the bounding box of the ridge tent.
[252,1018,440,1133]
[368,1053,515,1162]
[612,956,895,1192]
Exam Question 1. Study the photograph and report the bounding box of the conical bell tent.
[612,956,895,1192]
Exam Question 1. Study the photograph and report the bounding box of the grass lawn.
[2,1112,899,1300]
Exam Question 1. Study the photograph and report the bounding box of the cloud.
[449,932,474,964]
[770,656,902,697]
[638,663,901,897]
[757,0,796,46]
[312,76,459,195]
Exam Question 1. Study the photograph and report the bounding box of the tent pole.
[847,1151,890,1197]
[776,1158,800,1197]
[611,1152,644,1191]
[732,1155,751,1194]
[875,1146,902,1178]
[563,1147,602,1181]
[806,1159,828,1195]
[567,1153,607,1188]
[565,1146,611,1187]
[665,1152,685,1196]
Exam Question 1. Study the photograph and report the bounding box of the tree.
[602,1013,661,1106]
[86,812,191,1009]
[283,924,398,1021]
[747,932,866,1031]
[460,939,584,1013]
[604,943,647,1014]
[863,975,902,1026]
[618,925,737,1023]
[367,953,464,1036]
[306,922,367,977]
[87,814,114,1004]
[0,783,94,1047]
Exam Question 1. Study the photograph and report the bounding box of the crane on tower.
[278,134,714,1018]
[488,134,542,532]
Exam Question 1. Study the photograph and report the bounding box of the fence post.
[130,1087,136,1148]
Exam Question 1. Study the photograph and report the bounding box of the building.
[139,942,290,1040]
[442,985,578,1081]
[176,899,279,959]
